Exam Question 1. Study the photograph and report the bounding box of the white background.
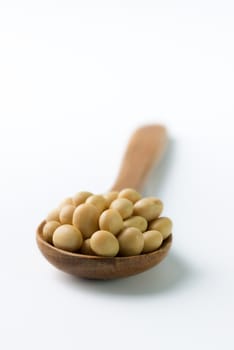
[0,1,234,349]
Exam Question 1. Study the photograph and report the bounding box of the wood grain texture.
[111,124,167,191]
[36,220,172,279]
[36,124,172,279]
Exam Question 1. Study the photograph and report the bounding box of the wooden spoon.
[36,125,172,279]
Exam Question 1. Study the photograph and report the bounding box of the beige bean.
[134,197,163,221]
[118,188,141,203]
[53,224,83,252]
[42,221,60,244]
[79,239,95,255]
[148,217,172,239]
[46,208,60,222]
[123,216,148,232]
[90,230,119,257]
[86,195,107,215]
[73,191,92,206]
[58,197,74,209]
[146,197,163,204]
[117,227,144,256]
[142,230,163,253]
[99,209,123,235]
[73,203,99,239]
[59,204,76,224]
[104,191,119,207]
[110,198,133,219]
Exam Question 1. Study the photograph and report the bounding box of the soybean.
[142,230,163,253]
[43,221,60,244]
[59,204,76,225]
[123,216,148,232]
[73,203,99,239]
[73,191,92,206]
[117,227,144,256]
[134,198,163,221]
[104,191,119,207]
[99,209,123,235]
[80,239,95,255]
[148,217,172,239]
[46,208,60,222]
[58,197,74,209]
[53,224,83,252]
[110,198,133,219]
[118,188,141,203]
[90,230,119,257]
[86,195,107,215]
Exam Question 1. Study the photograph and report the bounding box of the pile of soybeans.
[42,188,173,257]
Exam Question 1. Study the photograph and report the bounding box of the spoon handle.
[111,124,168,191]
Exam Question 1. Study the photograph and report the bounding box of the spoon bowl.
[37,220,172,279]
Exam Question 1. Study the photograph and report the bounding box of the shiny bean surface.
[110,198,133,219]
[90,230,119,257]
[73,203,99,239]
[53,224,83,252]
[142,230,163,253]
[148,217,172,239]
[99,209,123,235]
[117,227,144,256]
[134,198,163,221]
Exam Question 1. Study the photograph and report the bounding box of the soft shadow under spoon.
[36,124,172,279]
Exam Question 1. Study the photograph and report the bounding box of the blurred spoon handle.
[111,124,168,191]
